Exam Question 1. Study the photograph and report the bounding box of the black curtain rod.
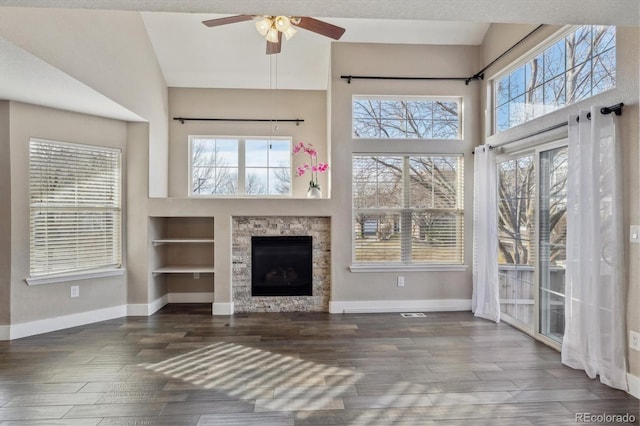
[486,103,624,151]
[174,117,304,126]
[342,25,545,86]
[340,75,471,84]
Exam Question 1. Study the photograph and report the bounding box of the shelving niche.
[150,217,214,297]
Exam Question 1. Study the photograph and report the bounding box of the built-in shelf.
[152,238,215,246]
[150,217,215,281]
[152,265,215,276]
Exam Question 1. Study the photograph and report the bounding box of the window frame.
[492,25,616,134]
[188,135,293,198]
[27,138,123,284]
[352,95,463,140]
[351,153,465,268]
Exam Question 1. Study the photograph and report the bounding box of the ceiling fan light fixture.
[265,27,280,43]
[282,26,297,40]
[255,16,272,36]
[274,16,291,32]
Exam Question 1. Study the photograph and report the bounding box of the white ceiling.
[141,13,491,90]
[0,0,637,120]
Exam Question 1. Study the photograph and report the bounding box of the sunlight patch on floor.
[140,341,364,412]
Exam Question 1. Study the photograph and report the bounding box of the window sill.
[25,268,126,286]
[349,264,468,273]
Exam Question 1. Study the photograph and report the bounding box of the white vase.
[307,187,322,199]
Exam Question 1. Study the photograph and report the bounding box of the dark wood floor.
[0,304,637,425]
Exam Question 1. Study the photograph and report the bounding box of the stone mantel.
[232,216,331,312]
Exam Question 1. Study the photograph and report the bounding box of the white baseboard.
[168,292,214,303]
[212,302,234,315]
[0,325,10,340]
[329,299,472,314]
[627,372,640,399]
[8,305,127,340]
[127,294,168,316]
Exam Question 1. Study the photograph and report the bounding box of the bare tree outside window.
[191,138,238,195]
[353,154,464,264]
[496,25,615,133]
[353,98,461,139]
[190,136,291,196]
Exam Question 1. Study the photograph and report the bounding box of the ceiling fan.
[202,15,346,54]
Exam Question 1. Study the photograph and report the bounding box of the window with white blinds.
[352,155,464,264]
[29,138,122,277]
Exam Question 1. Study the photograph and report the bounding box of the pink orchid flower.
[292,142,329,190]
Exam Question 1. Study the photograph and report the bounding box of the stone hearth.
[232,216,330,312]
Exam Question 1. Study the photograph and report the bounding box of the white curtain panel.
[472,145,500,323]
[561,107,627,390]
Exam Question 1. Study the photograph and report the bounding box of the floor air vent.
[400,313,426,318]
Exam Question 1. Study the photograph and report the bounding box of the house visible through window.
[352,155,464,264]
[189,136,291,196]
[29,138,122,277]
[353,96,462,139]
[495,25,616,132]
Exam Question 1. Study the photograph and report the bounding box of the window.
[353,96,461,139]
[29,138,121,277]
[352,155,464,264]
[190,136,291,196]
[495,25,616,132]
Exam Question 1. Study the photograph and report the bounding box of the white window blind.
[353,155,465,264]
[29,138,122,277]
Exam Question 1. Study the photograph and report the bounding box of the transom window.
[29,138,122,277]
[495,25,616,132]
[352,155,464,264]
[353,96,462,139]
[189,136,291,197]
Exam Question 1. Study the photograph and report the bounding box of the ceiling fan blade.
[293,17,345,40]
[266,32,282,55]
[202,15,253,27]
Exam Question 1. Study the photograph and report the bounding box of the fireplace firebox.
[251,236,312,297]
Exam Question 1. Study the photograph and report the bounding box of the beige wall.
[168,88,328,198]
[0,101,10,325]
[0,7,169,198]
[126,122,155,306]
[329,42,480,303]
[480,24,640,381]
[7,102,128,324]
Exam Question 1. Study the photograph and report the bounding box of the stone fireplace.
[232,216,330,312]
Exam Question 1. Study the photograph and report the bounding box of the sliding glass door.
[538,146,568,343]
[496,143,568,346]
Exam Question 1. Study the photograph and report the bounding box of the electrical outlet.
[70,285,79,298]
[630,330,640,351]
[631,225,640,243]
[397,276,405,287]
